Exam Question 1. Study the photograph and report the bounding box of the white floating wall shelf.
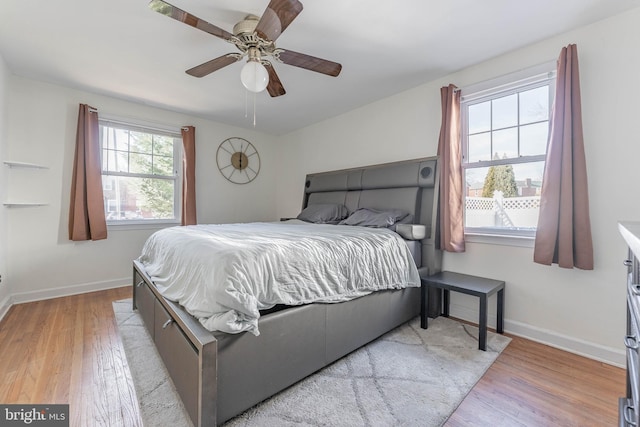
[4,161,48,169]
[3,203,49,207]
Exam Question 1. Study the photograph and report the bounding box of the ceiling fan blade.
[149,0,234,41]
[255,0,303,42]
[265,63,286,97]
[278,50,342,77]
[186,55,240,78]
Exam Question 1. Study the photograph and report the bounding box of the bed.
[132,156,443,426]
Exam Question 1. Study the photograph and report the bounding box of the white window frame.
[460,61,556,246]
[99,115,182,228]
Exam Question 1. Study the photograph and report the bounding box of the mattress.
[138,221,420,335]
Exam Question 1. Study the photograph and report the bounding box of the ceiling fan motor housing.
[233,15,260,45]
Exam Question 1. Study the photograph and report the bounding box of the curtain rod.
[460,70,555,102]
[99,115,184,135]
[91,109,191,133]
[457,60,557,101]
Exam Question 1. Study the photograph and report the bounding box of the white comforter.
[138,220,420,335]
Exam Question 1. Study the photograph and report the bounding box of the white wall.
[276,8,640,366]
[0,53,9,315]
[4,77,278,302]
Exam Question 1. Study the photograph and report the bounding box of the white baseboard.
[9,278,130,305]
[0,294,12,323]
[449,302,625,368]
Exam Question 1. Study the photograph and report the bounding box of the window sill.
[107,220,180,231]
[464,232,535,248]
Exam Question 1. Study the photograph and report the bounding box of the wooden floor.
[0,287,626,427]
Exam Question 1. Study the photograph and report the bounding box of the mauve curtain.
[68,104,107,241]
[533,44,593,270]
[437,84,465,252]
[181,126,197,226]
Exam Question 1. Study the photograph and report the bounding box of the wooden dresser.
[619,222,640,426]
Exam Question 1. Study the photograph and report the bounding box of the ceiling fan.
[149,0,342,97]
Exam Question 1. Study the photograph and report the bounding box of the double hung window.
[99,119,182,225]
[461,64,556,239]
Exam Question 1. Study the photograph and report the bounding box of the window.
[461,63,556,239]
[99,118,182,225]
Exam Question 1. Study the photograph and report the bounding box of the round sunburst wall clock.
[216,137,261,184]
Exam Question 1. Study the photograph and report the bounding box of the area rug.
[113,299,510,427]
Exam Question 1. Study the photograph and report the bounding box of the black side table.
[421,271,505,351]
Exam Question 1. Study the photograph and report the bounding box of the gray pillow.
[339,208,411,229]
[297,204,349,224]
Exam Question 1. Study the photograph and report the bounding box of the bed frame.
[132,156,442,426]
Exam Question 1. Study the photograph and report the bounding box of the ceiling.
[1,0,638,135]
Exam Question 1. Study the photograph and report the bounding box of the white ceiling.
[1,0,638,135]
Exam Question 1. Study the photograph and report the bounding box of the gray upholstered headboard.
[302,156,442,275]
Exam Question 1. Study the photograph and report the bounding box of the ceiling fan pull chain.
[244,89,248,119]
[253,92,257,127]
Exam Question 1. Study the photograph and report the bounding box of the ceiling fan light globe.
[241,61,269,93]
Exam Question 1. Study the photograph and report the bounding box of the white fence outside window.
[465,196,541,228]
